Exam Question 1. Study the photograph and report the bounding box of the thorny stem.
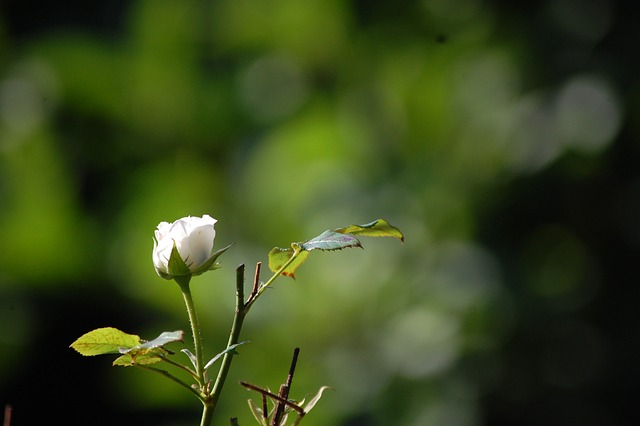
[175,276,207,388]
[177,252,301,425]
[175,275,214,426]
[208,265,248,418]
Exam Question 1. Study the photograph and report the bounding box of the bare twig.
[240,382,305,416]
[286,348,300,390]
[262,392,269,422]
[3,405,11,426]
[272,347,300,424]
[247,262,262,305]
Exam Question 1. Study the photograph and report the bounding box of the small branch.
[159,354,198,380]
[240,382,305,416]
[241,347,306,426]
[247,262,262,304]
[3,404,11,426]
[236,264,245,310]
[286,348,300,390]
[272,348,300,425]
[245,247,301,310]
[262,393,268,422]
[271,384,289,426]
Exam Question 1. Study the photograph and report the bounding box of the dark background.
[0,0,638,425]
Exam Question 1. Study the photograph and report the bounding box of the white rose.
[153,215,220,279]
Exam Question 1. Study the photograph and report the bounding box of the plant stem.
[176,253,300,426]
[209,265,247,410]
[160,353,198,379]
[200,403,215,426]
[175,276,207,388]
[245,246,301,310]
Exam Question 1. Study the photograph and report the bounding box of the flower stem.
[175,276,207,388]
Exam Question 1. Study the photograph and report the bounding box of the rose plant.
[71,215,403,425]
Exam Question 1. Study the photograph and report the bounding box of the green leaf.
[70,327,141,356]
[120,330,184,355]
[181,348,197,370]
[267,231,360,278]
[302,386,332,414]
[268,247,309,278]
[267,219,403,278]
[247,399,269,426]
[335,219,404,242]
[112,351,165,366]
[115,330,184,367]
[204,341,249,370]
[300,230,362,252]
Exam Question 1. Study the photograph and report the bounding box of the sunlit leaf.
[300,230,362,252]
[120,330,184,354]
[267,219,403,278]
[335,219,404,242]
[114,330,183,367]
[70,327,141,356]
[112,351,165,366]
[268,247,309,278]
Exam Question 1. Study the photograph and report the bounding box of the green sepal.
[191,243,234,276]
[166,242,192,278]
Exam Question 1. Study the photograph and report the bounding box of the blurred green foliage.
[0,0,636,425]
